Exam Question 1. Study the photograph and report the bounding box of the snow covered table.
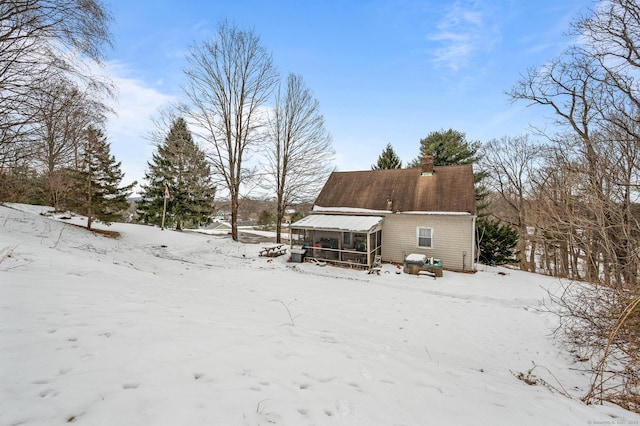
[259,243,287,257]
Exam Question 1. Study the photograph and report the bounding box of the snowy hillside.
[1,203,639,425]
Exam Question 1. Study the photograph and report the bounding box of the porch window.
[343,232,352,247]
[417,227,433,248]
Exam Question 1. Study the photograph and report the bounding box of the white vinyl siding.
[381,213,475,271]
[417,227,433,248]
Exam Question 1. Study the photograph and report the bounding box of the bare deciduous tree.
[182,21,279,241]
[480,135,545,271]
[265,73,334,243]
[0,0,113,164]
[29,78,110,208]
[509,47,612,282]
[509,0,640,411]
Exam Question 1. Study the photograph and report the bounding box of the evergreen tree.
[257,209,275,229]
[290,211,303,223]
[138,117,216,230]
[477,218,520,266]
[68,128,135,230]
[371,143,402,170]
[409,128,481,167]
[409,128,489,213]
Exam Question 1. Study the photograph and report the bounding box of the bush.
[548,282,640,413]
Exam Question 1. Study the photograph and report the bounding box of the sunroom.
[289,215,383,268]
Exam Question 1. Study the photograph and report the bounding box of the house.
[290,156,476,271]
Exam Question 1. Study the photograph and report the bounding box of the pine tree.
[257,209,275,230]
[68,127,135,230]
[409,128,489,214]
[138,117,216,230]
[409,128,480,167]
[477,218,520,266]
[371,143,402,170]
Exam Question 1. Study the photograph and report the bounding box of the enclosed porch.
[290,215,383,268]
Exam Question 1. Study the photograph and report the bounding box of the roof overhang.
[313,206,392,215]
[291,214,384,233]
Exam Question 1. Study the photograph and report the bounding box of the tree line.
[0,0,132,230]
[0,6,334,239]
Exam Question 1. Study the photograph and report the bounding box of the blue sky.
[104,0,591,189]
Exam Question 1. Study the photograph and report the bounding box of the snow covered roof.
[291,214,383,233]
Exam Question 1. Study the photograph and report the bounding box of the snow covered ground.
[1,203,639,425]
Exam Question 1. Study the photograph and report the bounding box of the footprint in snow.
[39,388,58,398]
[336,399,353,417]
[348,382,362,392]
[360,367,373,380]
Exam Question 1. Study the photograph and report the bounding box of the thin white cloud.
[428,1,502,71]
[105,61,176,191]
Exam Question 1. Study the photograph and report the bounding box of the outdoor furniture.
[259,244,287,257]
[403,253,443,277]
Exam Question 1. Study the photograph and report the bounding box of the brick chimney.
[421,155,434,176]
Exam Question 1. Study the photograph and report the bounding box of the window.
[354,233,366,251]
[417,227,433,248]
[343,232,352,247]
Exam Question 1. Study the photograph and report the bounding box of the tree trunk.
[528,239,537,273]
[517,225,528,271]
[231,195,239,242]
[275,191,284,244]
